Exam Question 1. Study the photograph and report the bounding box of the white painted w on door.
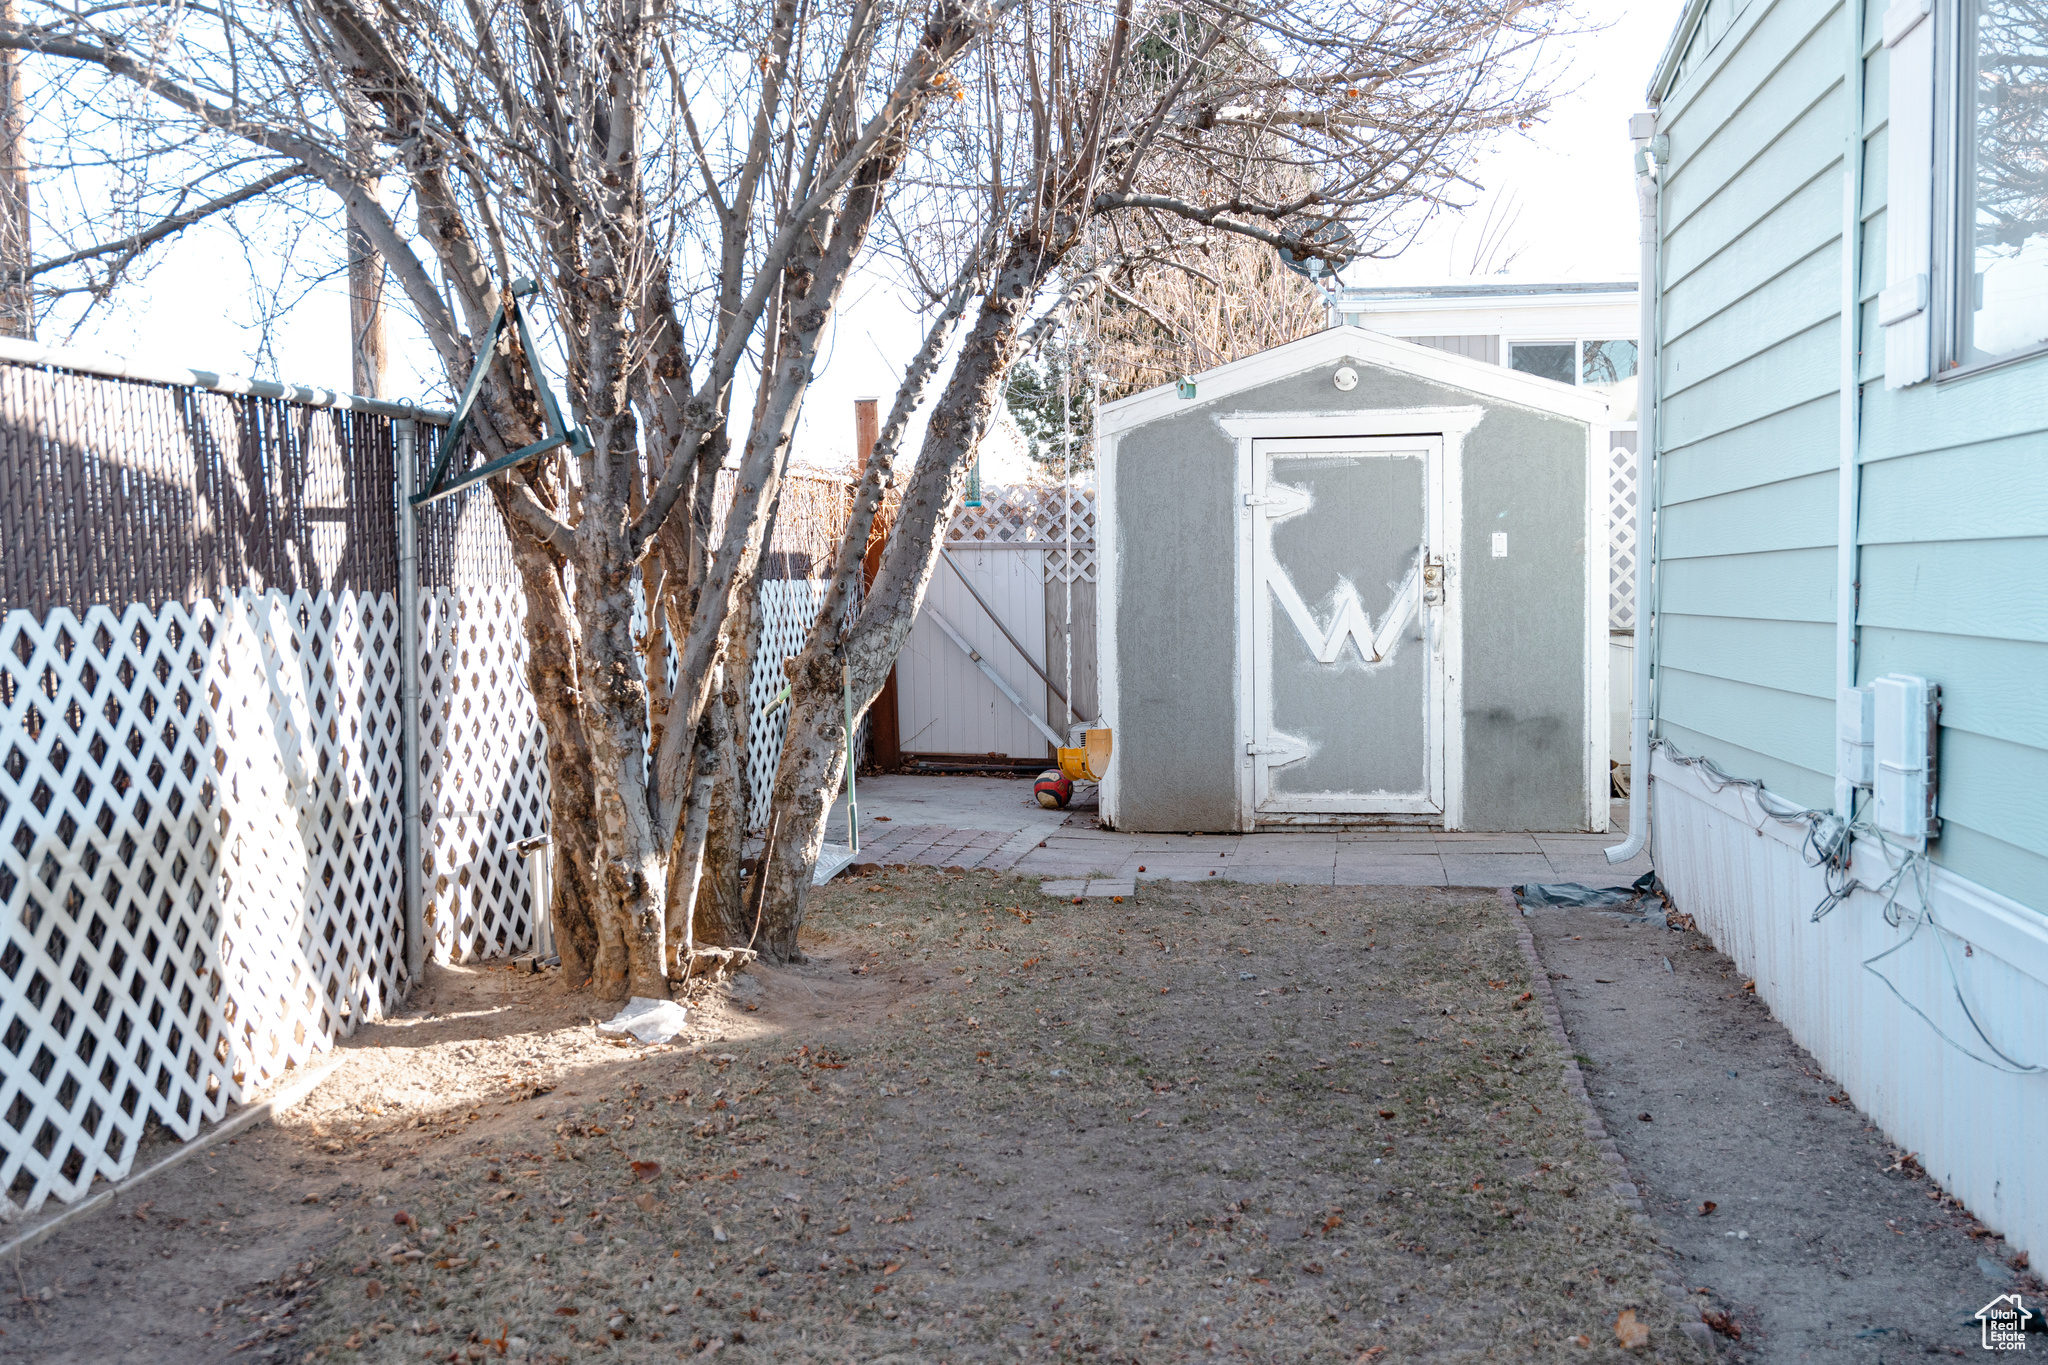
[1266,555,1420,666]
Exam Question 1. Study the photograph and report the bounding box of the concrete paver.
[1333,861,1449,887]
[1439,853,1557,885]
[833,776,1651,887]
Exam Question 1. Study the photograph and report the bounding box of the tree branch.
[18,164,312,280]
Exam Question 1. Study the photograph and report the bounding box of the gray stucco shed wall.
[1107,350,1594,832]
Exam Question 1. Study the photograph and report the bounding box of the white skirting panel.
[1651,750,2048,1262]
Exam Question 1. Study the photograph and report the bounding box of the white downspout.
[1607,114,1666,865]
[1834,0,1869,817]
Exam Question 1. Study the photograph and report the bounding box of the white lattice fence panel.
[1039,486,1097,585]
[0,591,405,1214]
[1044,546,1097,585]
[743,581,826,831]
[1608,444,1639,632]
[945,485,1096,583]
[416,587,548,964]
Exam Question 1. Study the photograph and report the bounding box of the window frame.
[1935,0,2048,381]
[1506,339,1580,386]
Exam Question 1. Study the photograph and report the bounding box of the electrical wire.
[1654,738,2043,1075]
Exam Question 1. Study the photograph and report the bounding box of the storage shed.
[1094,326,1611,833]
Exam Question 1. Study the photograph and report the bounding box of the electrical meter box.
[1872,674,1941,841]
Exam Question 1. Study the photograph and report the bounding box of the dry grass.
[293,870,1696,1363]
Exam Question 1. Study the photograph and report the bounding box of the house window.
[1581,339,1638,385]
[1508,343,1575,384]
[1582,340,1639,421]
[1949,0,2048,367]
[1507,340,1639,420]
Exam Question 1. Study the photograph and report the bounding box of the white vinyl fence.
[0,348,851,1216]
[0,358,437,1213]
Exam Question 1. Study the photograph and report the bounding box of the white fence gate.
[892,484,1097,763]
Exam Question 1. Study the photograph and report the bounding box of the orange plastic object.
[1057,727,1113,781]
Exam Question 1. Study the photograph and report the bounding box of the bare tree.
[1,0,1574,984]
[751,0,1577,958]
[1,0,1020,997]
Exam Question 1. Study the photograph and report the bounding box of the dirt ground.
[3,870,1700,1364]
[1525,899,2043,1361]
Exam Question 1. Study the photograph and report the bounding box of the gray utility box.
[1094,327,1612,834]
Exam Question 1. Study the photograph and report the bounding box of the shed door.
[1244,436,1446,818]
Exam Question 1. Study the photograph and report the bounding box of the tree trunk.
[756,682,846,961]
[570,527,671,1000]
[664,704,720,966]
[0,0,31,339]
[497,521,605,988]
[755,230,1076,955]
[695,685,755,951]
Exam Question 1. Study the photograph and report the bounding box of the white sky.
[38,0,1684,482]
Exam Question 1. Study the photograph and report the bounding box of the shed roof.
[1095,324,1611,438]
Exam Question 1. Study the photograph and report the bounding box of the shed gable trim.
[1215,406,1486,441]
[1095,326,1609,437]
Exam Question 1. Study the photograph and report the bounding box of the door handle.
[1422,553,1445,605]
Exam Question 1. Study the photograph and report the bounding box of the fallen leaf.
[555,1306,579,1316]
[635,1192,662,1213]
[1743,979,1756,993]
[1355,1349,1387,1363]
[1378,1110,1396,1119]
[1701,1308,1741,1340]
[884,1262,902,1275]
[1322,1214,1343,1232]
[364,1280,384,1301]
[1698,1201,1716,1216]
[631,1161,662,1182]
[1613,1308,1650,1350]
[566,1231,588,1246]
[1637,1112,1653,1122]
[393,1210,414,1228]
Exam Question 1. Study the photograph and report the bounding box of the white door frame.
[1222,407,1478,831]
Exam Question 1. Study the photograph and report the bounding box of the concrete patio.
[829,774,1651,888]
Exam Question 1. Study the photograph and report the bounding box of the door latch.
[1422,553,1445,605]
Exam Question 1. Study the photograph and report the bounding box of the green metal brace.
[412,278,592,508]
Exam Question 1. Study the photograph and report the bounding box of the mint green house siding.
[1651,0,2048,910]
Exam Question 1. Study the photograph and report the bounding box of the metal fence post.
[396,419,425,984]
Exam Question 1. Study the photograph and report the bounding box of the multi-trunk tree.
[748,0,1576,958]
[4,0,1574,989]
